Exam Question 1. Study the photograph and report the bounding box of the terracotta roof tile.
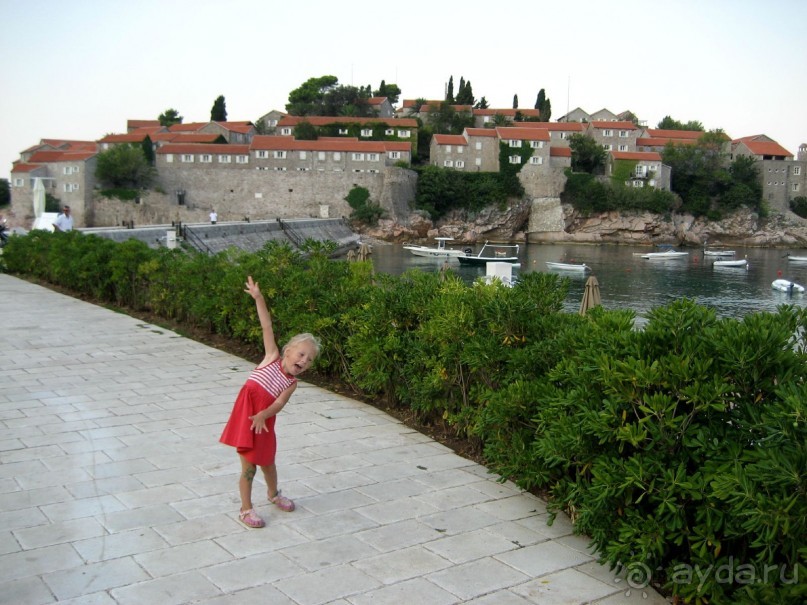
[367,97,388,105]
[433,134,468,145]
[278,115,418,128]
[98,133,151,143]
[646,128,703,139]
[590,121,638,130]
[466,128,498,137]
[11,163,43,173]
[550,147,572,157]
[157,144,250,155]
[740,140,793,157]
[168,122,208,132]
[127,119,160,129]
[251,136,396,153]
[495,127,550,141]
[517,122,585,132]
[611,151,662,161]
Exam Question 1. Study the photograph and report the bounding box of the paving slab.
[0,273,670,603]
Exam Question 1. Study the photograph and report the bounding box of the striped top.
[247,358,296,397]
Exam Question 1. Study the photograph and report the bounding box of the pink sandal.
[239,508,265,528]
[269,490,295,512]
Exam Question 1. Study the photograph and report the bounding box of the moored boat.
[546,261,590,272]
[704,249,736,257]
[641,250,689,260]
[787,255,807,263]
[457,242,520,266]
[772,279,805,293]
[713,259,748,268]
[403,237,466,258]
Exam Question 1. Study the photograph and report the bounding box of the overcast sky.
[2,0,806,178]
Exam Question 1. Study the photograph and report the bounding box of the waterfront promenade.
[0,273,669,604]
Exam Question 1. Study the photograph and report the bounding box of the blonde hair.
[282,333,321,357]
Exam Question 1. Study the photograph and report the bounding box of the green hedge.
[2,232,805,604]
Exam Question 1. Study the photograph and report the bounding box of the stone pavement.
[0,274,669,605]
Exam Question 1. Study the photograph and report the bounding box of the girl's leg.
[239,454,257,511]
[261,463,295,512]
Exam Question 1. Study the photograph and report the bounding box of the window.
[475,141,482,150]
[368,153,379,162]
[456,160,465,168]
[632,180,644,188]
[299,151,307,160]
[200,154,212,163]
[444,160,454,167]
[338,128,349,135]
[482,116,491,123]
[794,183,800,192]
[457,146,463,154]
[166,154,173,163]
[281,127,292,135]
[236,155,249,164]
[530,141,544,149]
[389,151,401,159]
[273,151,287,159]
[360,128,372,137]
[509,139,522,148]
[13,178,24,187]
[352,153,364,161]
[602,144,612,151]
[385,128,394,136]
[559,132,567,139]
[63,166,78,174]
[63,183,79,192]
[529,156,544,165]
[509,155,521,164]
[181,154,194,162]
[794,166,802,175]
[618,144,628,151]
[603,129,613,137]
[274,166,287,171]
[257,150,268,159]
[619,130,629,138]
[218,154,231,163]
[475,158,482,166]
[397,129,410,138]
[445,145,452,153]
[333,152,341,161]
[317,151,326,161]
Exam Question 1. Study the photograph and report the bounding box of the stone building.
[732,136,805,212]
[585,121,640,153]
[606,151,671,190]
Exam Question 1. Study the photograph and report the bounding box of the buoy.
[778,269,783,277]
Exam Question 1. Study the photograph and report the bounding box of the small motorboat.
[713,259,748,268]
[403,237,466,258]
[772,279,805,293]
[786,255,807,263]
[641,250,689,260]
[704,249,736,257]
[457,241,520,266]
[546,261,590,272]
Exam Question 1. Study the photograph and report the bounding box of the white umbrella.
[33,178,45,218]
[579,275,602,315]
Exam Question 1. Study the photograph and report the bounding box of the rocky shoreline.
[358,204,807,249]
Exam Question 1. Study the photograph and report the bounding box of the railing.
[182,225,214,255]
[276,218,306,248]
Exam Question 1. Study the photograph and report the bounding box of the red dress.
[219,358,296,465]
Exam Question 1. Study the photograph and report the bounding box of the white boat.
[704,249,736,257]
[457,242,520,266]
[787,255,807,263]
[546,261,590,272]
[772,279,805,293]
[641,250,689,260]
[403,237,466,258]
[713,259,748,268]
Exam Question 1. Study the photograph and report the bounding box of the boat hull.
[404,246,466,258]
[787,256,807,262]
[704,250,735,257]
[458,256,519,266]
[772,279,805,293]
[641,251,689,259]
[713,259,747,268]
[546,262,590,271]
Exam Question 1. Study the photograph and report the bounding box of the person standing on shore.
[209,209,217,224]
[53,206,73,232]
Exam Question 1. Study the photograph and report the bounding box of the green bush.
[790,196,807,218]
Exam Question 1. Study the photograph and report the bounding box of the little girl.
[220,276,320,528]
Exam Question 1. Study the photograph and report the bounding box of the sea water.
[369,243,807,320]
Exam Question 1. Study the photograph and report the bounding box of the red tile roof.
[646,128,703,140]
[433,134,468,146]
[39,139,96,150]
[550,147,572,157]
[518,122,585,132]
[157,144,250,155]
[278,115,418,128]
[466,128,498,137]
[402,99,442,108]
[637,137,698,147]
[98,133,152,143]
[590,121,638,130]
[11,163,43,173]
[127,119,160,129]
[251,136,405,154]
[474,108,541,117]
[611,151,662,161]
[367,97,388,105]
[150,133,224,143]
[168,122,208,132]
[739,140,793,158]
[28,150,95,163]
[495,127,550,141]
[213,121,255,133]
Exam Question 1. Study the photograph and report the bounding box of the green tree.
[374,80,401,105]
[210,95,227,121]
[0,178,9,207]
[445,76,454,104]
[534,89,544,110]
[254,117,268,135]
[95,144,154,189]
[323,84,371,116]
[657,115,704,131]
[158,108,183,127]
[455,78,474,105]
[492,113,509,126]
[621,110,639,126]
[140,136,155,165]
[286,75,339,115]
[475,96,489,109]
[534,89,551,121]
[512,94,518,109]
[569,133,606,174]
[294,120,318,140]
[345,185,384,225]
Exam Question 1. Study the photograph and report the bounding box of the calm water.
[369,243,807,320]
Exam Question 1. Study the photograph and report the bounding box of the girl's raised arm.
[244,276,279,362]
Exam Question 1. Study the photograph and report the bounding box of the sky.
[2,0,806,178]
